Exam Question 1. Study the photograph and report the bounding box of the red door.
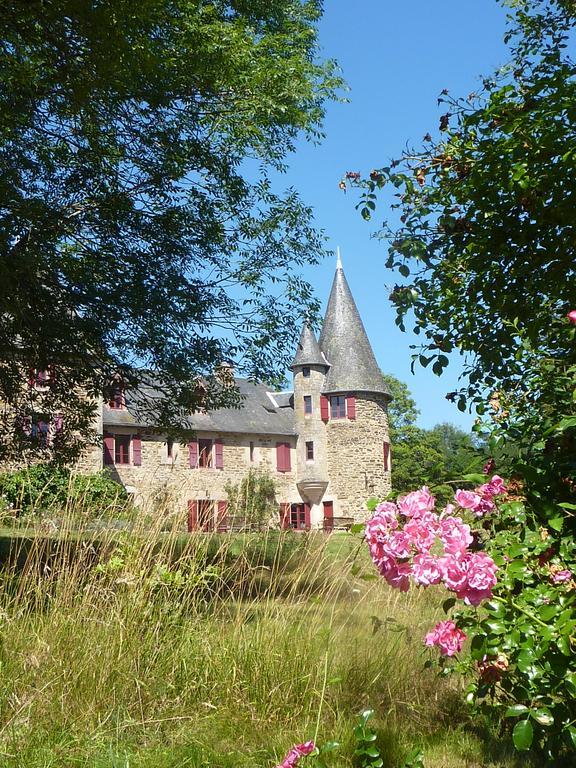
[323,501,334,532]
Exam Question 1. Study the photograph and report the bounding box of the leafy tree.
[382,372,484,498]
[355,0,576,417]
[357,2,576,759]
[381,372,419,431]
[0,0,341,462]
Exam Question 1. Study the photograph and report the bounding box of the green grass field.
[0,523,530,768]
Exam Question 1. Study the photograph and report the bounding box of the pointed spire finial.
[336,246,342,270]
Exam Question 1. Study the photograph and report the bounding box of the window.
[29,368,54,390]
[109,387,125,409]
[289,503,310,530]
[303,395,312,415]
[21,415,62,449]
[189,438,223,469]
[383,441,391,472]
[198,439,213,468]
[302,366,310,378]
[249,441,255,463]
[115,435,131,465]
[330,395,346,419]
[167,437,174,459]
[31,420,49,448]
[305,441,314,461]
[104,433,142,466]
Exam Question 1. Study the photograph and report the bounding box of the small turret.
[290,325,329,371]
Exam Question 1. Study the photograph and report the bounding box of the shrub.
[0,464,129,522]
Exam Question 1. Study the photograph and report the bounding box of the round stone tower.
[291,325,331,520]
[316,256,392,523]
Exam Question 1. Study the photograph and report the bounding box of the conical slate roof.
[319,263,390,397]
[290,324,329,369]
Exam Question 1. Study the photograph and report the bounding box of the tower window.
[249,441,255,462]
[167,437,174,459]
[303,395,312,415]
[306,441,314,461]
[302,366,310,378]
[330,395,346,419]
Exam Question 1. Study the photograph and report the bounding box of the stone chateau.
[86,259,392,531]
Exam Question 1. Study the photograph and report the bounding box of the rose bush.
[366,468,576,762]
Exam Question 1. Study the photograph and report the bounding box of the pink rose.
[438,516,473,555]
[454,489,483,510]
[275,741,315,768]
[383,530,412,559]
[374,501,399,526]
[424,620,466,656]
[567,310,576,324]
[404,512,439,553]
[456,552,498,605]
[439,553,468,592]
[412,553,443,586]
[383,562,412,592]
[397,487,435,518]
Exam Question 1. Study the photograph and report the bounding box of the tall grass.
[0,499,524,768]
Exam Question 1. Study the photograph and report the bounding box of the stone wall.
[103,429,298,529]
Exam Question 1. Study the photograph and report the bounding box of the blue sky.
[279,1,510,430]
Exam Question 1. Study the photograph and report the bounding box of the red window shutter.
[133,435,142,466]
[323,501,334,532]
[279,503,290,530]
[304,503,311,531]
[383,441,391,471]
[346,395,356,420]
[188,440,198,468]
[187,500,198,532]
[320,395,329,422]
[276,442,285,472]
[284,442,291,471]
[217,501,228,532]
[103,433,114,465]
[215,438,224,469]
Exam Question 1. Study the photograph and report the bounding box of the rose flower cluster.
[365,480,505,656]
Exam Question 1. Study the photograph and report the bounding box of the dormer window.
[29,367,54,390]
[109,387,125,409]
[302,366,310,378]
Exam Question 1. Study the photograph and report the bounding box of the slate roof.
[103,378,296,435]
[319,264,391,397]
[290,325,329,369]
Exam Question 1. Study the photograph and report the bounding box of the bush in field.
[0,464,129,521]
[225,469,278,530]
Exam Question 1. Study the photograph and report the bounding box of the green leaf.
[512,719,533,751]
[548,516,564,532]
[531,709,554,727]
[462,473,486,484]
[505,704,529,717]
[350,523,365,534]
[442,597,456,613]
